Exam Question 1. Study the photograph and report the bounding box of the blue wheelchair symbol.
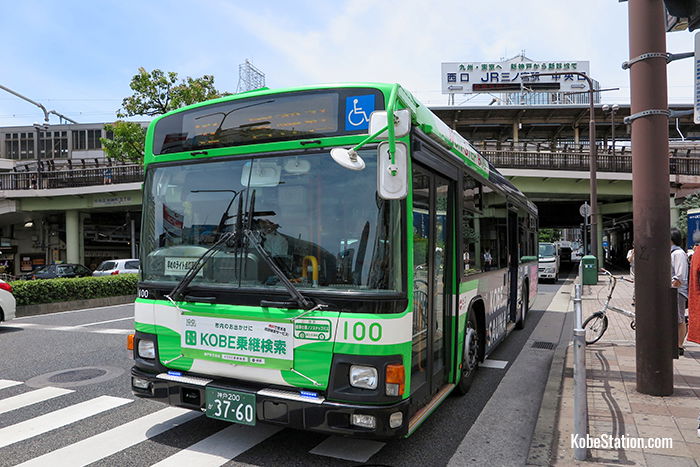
[345,95,375,131]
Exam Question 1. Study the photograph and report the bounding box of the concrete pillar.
[573,126,580,145]
[512,121,519,143]
[65,210,80,264]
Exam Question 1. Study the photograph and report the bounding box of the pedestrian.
[103,167,113,184]
[627,244,635,305]
[671,228,689,356]
[483,248,493,271]
[688,244,700,438]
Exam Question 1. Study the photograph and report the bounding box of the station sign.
[441,57,590,94]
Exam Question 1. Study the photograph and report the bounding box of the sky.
[0,0,697,127]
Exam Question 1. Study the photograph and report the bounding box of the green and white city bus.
[130,83,538,439]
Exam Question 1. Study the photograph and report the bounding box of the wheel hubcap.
[463,326,478,375]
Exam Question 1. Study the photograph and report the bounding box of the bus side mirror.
[377,142,407,200]
[369,110,411,139]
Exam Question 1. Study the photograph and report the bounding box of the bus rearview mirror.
[369,110,411,139]
[377,142,407,200]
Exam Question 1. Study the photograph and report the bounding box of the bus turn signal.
[385,363,405,396]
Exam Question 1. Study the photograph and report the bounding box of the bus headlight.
[349,365,378,389]
[138,339,156,359]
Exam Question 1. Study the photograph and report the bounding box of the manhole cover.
[26,366,124,388]
[49,368,107,383]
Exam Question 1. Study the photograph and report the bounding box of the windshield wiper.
[166,231,235,302]
[242,190,314,310]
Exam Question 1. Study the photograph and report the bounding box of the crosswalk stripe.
[0,379,22,390]
[0,387,74,415]
[0,395,131,449]
[17,407,200,467]
[152,423,283,466]
[309,436,386,463]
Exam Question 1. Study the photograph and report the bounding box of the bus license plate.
[205,387,256,426]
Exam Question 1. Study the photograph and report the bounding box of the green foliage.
[101,68,227,163]
[9,274,138,306]
[101,121,146,163]
[538,228,561,243]
[677,193,700,236]
[117,68,226,118]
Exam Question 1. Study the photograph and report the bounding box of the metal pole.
[611,110,616,154]
[573,283,588,461]
[628,0,673,396]
[130,218,137,258]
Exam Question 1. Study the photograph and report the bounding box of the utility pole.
[628,0,673,396]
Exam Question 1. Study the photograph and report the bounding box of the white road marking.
[0,379,22,390]
[309,436,386,463]
[17,407,199,467]
[481,359,509,369]
[13,303,134,319]
[76,316,133,327]
[153,423,283,467]
[0,395,132,449]
[0,387,74,415]
[0,322,131,335]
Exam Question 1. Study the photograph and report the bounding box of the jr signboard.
[441,56,591,95]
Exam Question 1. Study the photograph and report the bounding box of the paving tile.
[637,424,684,442]
[667,405,700,419]
[630,403,672,416]
[644,452,697,467]
[633,414,680,428]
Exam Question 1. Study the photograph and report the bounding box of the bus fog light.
[386,383,400,396]
[351,414,376,429]
[138,340,155,359]
[349,365,377,389]
[389,411,403,428]
[132,376,150,389]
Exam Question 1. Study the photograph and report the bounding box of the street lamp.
[602,104,620,153]
[32,123,49,189]
[527,71,600,261]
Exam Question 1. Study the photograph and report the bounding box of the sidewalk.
[552,273,700,466]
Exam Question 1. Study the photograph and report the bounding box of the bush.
[9,274,138,306]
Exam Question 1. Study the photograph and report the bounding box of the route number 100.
[343,321,382,342]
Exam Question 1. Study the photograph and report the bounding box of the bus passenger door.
[507,208,519,323]
[410,164,453,409]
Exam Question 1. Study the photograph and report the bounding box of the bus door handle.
[503,273,507,286]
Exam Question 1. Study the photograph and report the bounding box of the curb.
[16,295,136,317]
[526,283,575,466]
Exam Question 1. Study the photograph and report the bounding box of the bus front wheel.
[456,312,480,395]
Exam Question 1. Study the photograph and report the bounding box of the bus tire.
[456,311,480,395]
[515,285,528,330]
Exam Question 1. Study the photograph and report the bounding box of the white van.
[538,242,560,282]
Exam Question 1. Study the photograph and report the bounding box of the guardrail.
[484,149,700,176]
[0,164,143,190]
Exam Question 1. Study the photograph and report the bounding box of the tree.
[100,121,146,163]
[677,192,700,237]
[538,228,561,243]
[101,68,227,162]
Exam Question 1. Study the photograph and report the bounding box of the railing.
[484,149,700,176]
[0,164,143,190]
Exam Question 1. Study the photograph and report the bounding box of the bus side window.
[462,173,481,277]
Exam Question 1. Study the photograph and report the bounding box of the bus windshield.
[141,149,403,293]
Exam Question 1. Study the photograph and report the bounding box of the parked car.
[92,259,140,276]
[0,279,16,323]
[538,242,560,282]
[31,263,92,280]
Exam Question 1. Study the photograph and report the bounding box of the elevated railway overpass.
[0,102,698,275]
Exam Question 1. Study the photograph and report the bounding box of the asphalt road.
[0,265,574,466]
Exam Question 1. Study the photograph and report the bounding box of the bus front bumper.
[131,367,409,439]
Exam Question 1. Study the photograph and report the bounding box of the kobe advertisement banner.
[181,315,293,370]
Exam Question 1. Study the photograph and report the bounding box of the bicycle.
[582,269,636,344]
